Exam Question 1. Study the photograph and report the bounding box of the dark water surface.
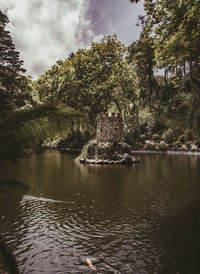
[1,151,200,273]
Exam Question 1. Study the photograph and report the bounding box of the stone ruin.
[96,112,123,143]
[77,112,140,164]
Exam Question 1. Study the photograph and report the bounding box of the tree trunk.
[155,88,161,119]
[132,100,139,128]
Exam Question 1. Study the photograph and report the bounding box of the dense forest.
[1,0,200,160]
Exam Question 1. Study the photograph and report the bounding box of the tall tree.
[130,0,200,72]
[128,16,155,112]
[0,10,28,112]
[142,0,200,74]
[71,35,137,116]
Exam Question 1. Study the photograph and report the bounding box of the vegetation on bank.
[0,104,92,161]
[1,1,200,160]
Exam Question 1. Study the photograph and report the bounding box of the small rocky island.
[76,112,140,164]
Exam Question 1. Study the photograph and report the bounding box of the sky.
[1,0,144,78]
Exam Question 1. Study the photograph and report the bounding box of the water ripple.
[1,152,200,273]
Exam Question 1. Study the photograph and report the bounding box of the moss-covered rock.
[77,141,140,164]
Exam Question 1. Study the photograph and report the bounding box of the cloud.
[1,0,90,77]
[83,0,144,45]
[1,0,144,77]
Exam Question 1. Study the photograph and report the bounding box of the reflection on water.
[1,151,200,273]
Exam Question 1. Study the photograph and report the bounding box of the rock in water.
[77,141,140,165]
[76,112,140,165]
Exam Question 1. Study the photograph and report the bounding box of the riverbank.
[0,105,92,161]
[133,149,200,156]
[3,139,200,161]
[130,139,200,155]
[35,139,200,157]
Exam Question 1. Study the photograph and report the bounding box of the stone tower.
[96,112,124,143]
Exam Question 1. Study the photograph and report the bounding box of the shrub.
[152,133,160,142]
[186,142,191,149]
[173,141,182,149]
[124,127,141,145]
[177,135,187,144]
[146,143,156,150]
[41,137,60,149]
[157,143,168,151]
[185,129,194,141]
[141,118,166,138]
[161,128,175,144]
[177,100,189,112]
[173,141,182,148]
[195,139,200,148]
[132,142,143,150]
[140,134,146,144]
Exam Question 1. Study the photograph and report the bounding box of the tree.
[36,35,139,122]
[143,0,200,133]
[130,0,200,72]
[128,16,155,112]
[0,10,29,112]
[35,59,75,106]
[71,35,138,117]
[142,0,200,75]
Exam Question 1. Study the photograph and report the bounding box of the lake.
[1,151,200,273]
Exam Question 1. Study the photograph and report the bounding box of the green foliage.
[143,0,200,68]
[152,133,160,142]
[161,128,175,144]
[145,142,168,151]
[177,135,187,144]
[145,142,156,150]
[0,105,92,160]
[124,127,141,145]
[195,139,200,149]
[2,1,200,156]
[0,10,32,112]
[140,134,146,143]
[173,141,182,149]
[186,142,192,149]
[128,0,200,137]
[128,16,155,110]
[156,143,168,151]
[188,64,200,137]
[146,119,166,137]
[139,109,154,125]
[35,35,138,121]
[132,141,143,149]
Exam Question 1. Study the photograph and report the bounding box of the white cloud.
[1,0,93,77]
[1,0,144,78]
